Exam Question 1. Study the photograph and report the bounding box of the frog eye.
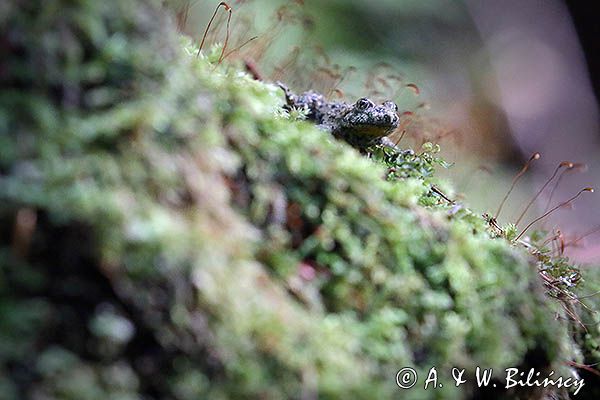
[383,101,398,112]
[356,98,373,110]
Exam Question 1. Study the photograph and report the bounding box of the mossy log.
[0,0,594,399]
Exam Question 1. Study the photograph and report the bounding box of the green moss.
[0,0,594,399]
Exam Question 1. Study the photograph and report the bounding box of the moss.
[0,0,594,399]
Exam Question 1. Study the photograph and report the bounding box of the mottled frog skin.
[277,82,400,149]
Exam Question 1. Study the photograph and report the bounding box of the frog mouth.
[346,123,398,138]
[347,114,399,134]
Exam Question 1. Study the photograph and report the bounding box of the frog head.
[340,98,400,139]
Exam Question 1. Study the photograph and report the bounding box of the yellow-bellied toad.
[277,82,400,149]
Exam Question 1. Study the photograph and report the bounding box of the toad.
[277,82,400,149]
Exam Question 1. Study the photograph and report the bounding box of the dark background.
[566,0,600,108]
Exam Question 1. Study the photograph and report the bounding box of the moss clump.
[0,0,592,399]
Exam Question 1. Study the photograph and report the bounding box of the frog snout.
[382,113,399,125]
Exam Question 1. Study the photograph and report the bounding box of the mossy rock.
[0,0,592,399]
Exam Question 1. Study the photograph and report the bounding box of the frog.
[276,82,400,149]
